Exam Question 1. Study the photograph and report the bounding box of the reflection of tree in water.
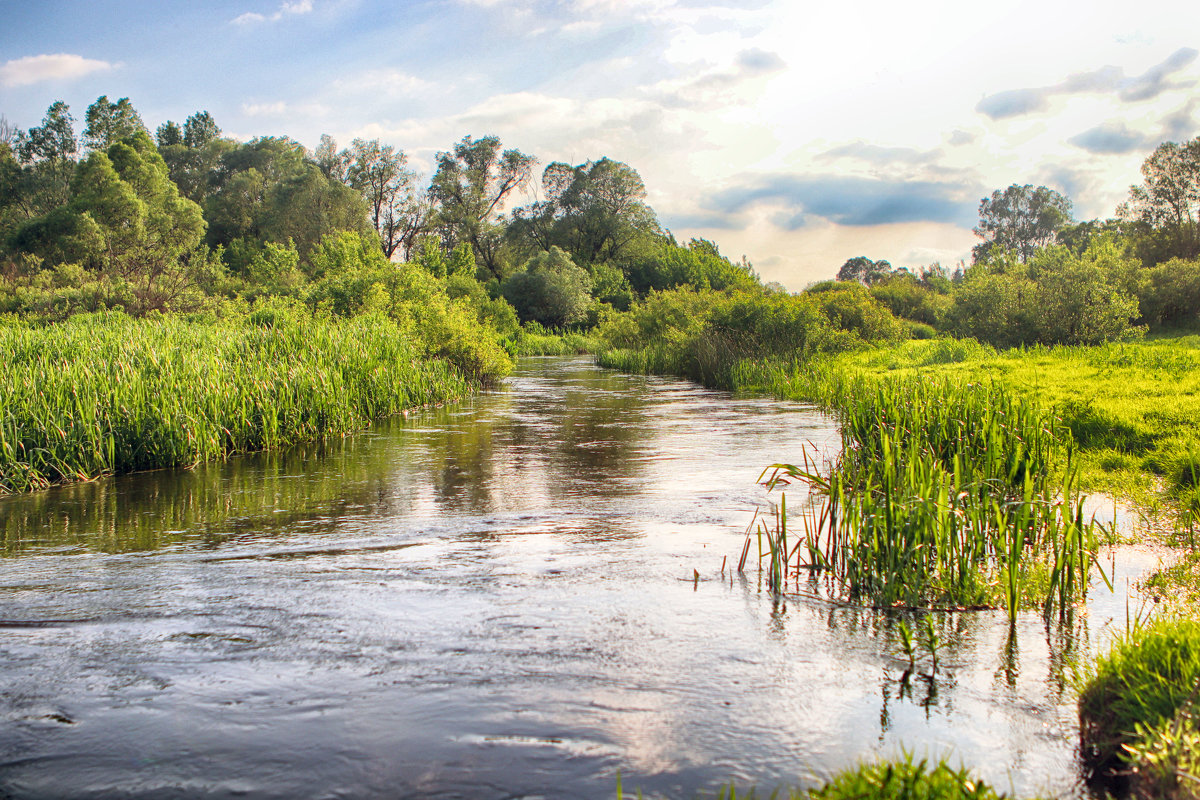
[0,427,425,555]
[423,362,656,515]
[0,361,668,555]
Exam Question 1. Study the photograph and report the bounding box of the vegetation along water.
[3,95,1200,796]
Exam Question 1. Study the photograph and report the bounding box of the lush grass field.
[832,336,1200,510]
[0,311,475,493]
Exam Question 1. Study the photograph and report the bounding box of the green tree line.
[0,96,755,330]
[3,95,1199,349]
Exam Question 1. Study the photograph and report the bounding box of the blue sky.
[2,0,1198,287]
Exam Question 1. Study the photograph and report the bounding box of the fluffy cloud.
[976,47,1199,120]
[0,53,113,87]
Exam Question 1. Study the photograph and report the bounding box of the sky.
[2,0,1198,288]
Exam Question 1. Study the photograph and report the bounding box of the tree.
[836,256,894,285]
[156,121,183,147]
[500,247,592,327]
[17,101,78,164]
[973,184,1073,263]
[182,111,220,149]
[9,101,79,218]
[1119,137,1200,261]
[429,135,536,279]
[156,111,232,205]
[346,138,419,259]
[11,131,209,312]
[511,157,662,268]
[83,96,147,151]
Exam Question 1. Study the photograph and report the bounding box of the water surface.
[0,357,1160,799]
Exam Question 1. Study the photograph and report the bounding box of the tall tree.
[836,256,894,285]
[182,111,220,149]
[1119,136,1200,261]
[512,158,660,267]
[83,96,147,151]
[429,135,536,279]
[973,184,1073,263]
[8,101,80,224]
[346,138,419,259]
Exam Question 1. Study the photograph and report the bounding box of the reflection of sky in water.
[0,357,1162,799]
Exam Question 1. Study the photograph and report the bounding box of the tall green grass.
[1078,616,1200,797]
[0,311,471,493]
[747,374,1103,617]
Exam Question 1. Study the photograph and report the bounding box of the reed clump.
[746,374,1104,619]
[0,310,472,493]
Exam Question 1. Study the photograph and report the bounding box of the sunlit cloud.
[0,53,114,87]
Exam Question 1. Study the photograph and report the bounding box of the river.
[0,357,1160,799]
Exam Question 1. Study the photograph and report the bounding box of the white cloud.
[0,53,114,87]
[241,101,288,116]
[232,0,314,25]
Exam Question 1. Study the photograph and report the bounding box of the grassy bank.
[0,310,476,493]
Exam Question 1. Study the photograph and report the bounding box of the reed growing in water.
[0,311,473,493]
[744,373,1105,619]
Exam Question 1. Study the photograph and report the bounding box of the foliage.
[429,134,536,279]
[948,242,1143,346]
[835,255,893,285]
[804,281,906,343]
[0,310,473,493]
[1120,136,1200,262]
[627,237,758,294]
[973,184,1073,263]
[302,231,513,380]
[869,272,952,327]
[500,246,592,328]
[1079,616,1200,796]
[1141,257,1200,328]
[82,96,147,151]
[509,157,661,268]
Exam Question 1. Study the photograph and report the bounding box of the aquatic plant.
[0,311,474,493]
[745,375,1104,619]
[620,754,1016,799]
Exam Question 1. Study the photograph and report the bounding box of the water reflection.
[0,357,1161,800]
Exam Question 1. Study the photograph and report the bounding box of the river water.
[0,357,1162,799]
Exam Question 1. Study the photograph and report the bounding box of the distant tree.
[836,256,893,285]
[82,96,147,151]
[11,131,210,312]
[973,184,1073,263]
[429,135,536,279]
[1118,137,1200,261]
[156,121,183,148]
[18,101,78,164]
[346,138,419,259]
[6,101,80,226]
[182,111,220,149]
[511,157,662,268]
[313,134,351,183]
